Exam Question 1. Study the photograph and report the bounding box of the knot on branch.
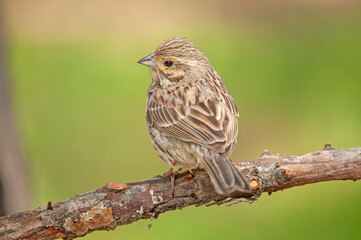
[247,162,291,196]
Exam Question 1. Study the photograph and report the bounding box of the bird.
[138,37,251,195]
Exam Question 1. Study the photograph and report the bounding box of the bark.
[0,145,360,240]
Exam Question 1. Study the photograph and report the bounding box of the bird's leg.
[163,168,177,198]
[170,169,175,198]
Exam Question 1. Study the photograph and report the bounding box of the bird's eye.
[164,60,173,67]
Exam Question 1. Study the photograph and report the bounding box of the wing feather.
[147,91,238,155]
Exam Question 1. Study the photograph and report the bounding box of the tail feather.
[202,153,251,195]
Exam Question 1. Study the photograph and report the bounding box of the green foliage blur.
[5,2,361,239]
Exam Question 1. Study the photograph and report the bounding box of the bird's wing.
[146,91,238,155]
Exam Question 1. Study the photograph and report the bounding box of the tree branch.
[1,145,360,240]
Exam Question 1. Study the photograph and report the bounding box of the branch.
[1,145,360,240]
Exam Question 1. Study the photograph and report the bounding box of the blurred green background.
[2,0,361,239]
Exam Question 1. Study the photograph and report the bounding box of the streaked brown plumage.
[138,37,251,195]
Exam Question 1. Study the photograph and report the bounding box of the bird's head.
[138,37,210,86]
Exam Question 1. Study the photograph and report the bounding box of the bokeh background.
[1,0,361,239]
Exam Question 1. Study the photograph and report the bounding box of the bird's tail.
[202,153,251,195]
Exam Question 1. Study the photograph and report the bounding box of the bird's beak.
[137,54,156,67]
